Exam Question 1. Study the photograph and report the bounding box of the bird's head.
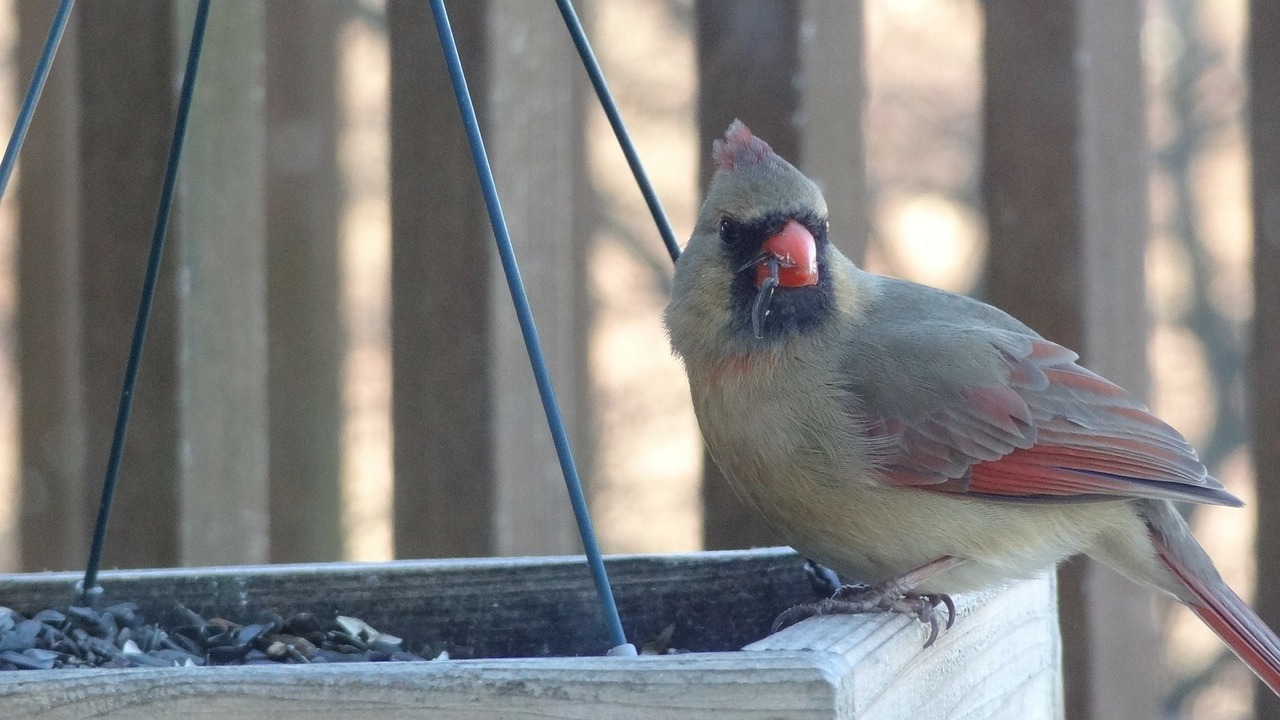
[667,121,838,359]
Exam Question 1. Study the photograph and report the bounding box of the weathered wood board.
[0,548,1061,719]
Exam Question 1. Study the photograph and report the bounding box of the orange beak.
[754,220,818,288]
[744,219,819,339]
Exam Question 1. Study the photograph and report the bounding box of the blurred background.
[0,0,1273,718]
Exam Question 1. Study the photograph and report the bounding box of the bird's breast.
[687,346,879,534]
[685,347,1143,592]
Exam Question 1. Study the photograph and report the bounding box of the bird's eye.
[719,217,741,245]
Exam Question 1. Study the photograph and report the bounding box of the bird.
[664,119,1280,694]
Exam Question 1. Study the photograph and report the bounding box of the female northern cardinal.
[664,120,1280,694]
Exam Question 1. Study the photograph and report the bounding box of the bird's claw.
[772,583,957,648]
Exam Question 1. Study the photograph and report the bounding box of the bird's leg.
[773,556,965,648]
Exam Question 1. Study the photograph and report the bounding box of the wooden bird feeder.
[0,548,1061,719]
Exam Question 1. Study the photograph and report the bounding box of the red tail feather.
[1154,537,1280,695]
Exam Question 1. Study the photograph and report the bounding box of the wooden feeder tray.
[0,547,1061,719]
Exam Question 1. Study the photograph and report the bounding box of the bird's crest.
[713,120,772,172]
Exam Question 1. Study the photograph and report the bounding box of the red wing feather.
[878,337,1240,507]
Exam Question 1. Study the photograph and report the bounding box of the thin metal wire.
[81,0,213,603]
[554,0,681,264]
[0,0,76,202]
[427,0,632,655]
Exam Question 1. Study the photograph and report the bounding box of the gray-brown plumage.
[665,120,1280,692]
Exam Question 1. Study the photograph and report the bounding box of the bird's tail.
[1147,505,1280,696]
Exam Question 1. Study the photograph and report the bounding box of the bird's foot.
[772,583,957,648]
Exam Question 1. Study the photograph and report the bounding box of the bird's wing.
[849,328,1239,507]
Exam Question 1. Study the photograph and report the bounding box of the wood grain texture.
[75,0,181,570]
[389,0,591,558]
[15,0,87,572]
[485,0,589,556]
[749,570,1062,720]
[264,2,344,563]
[0,550,1060,719]
[0,654,841,720]
[17,0,276,572]
[388,0,497,558]
[173,0,270,566]
[799,0,868,264]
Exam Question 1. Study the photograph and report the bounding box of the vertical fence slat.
[799,0,868,264]
[24,0,275,571]
[695,0,801,550]
[485,1,587,556]
[982,2,1084,348]
[983,1,1156,717]
[1074,2,1158,717]
[75,1,182,571]
[1250,0,1280,715]
[390,1,590,558]
[389,0,495,558]
[265,2,344,563]
[173,0,270,566]
[15,1,85,571]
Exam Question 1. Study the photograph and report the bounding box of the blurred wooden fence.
[6,0,1278,717]
[982,3,1156,718]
